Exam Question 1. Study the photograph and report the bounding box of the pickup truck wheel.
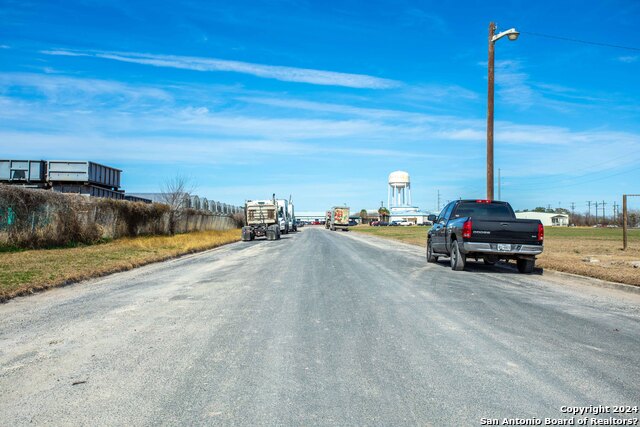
[450,240,466,271]
[426,239,438,263]
[483,257,497,266]
[517,258,535,274]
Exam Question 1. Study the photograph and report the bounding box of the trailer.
[52,184,125,200]
[0,160,46,184]
[47,160,121,190]
[328,206,350,231]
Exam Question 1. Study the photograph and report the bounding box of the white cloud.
[0,72,171,106]
[42,49,401,89]
[401,83,479,102]
[617,55,638,63]
[1,72,639,189]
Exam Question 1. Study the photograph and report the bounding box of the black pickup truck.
[426,200,544,273]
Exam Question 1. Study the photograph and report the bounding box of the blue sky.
[1,0,639,213]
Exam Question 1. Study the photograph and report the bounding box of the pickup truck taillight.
[537,223,544,242]
[462,220,472,239]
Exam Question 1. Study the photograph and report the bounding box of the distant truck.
[328,206,350,231]
[276,199,291,234]
[242,200,281,241]
[426,199,544,273]
[287,201,297,232]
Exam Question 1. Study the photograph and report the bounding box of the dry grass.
[352,225,640,286]
[0,229,241,302]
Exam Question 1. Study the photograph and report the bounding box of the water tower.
[388,170,411,208]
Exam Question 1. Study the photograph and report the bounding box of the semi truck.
[287,200,297,232]
[276,199,290,234]
[328,206,350,231]
[242,199,281,241]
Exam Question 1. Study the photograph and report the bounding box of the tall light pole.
[487,22,519,200]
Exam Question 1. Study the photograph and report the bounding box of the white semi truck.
[287,199,297,232]
[242,199,281,241]
[276,198,290,234]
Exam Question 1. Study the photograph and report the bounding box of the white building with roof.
[515,211,569,226]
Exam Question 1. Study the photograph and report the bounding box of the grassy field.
[352,225,640,286]
[0,229,241,302]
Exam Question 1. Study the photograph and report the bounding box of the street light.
[487,22,518,200]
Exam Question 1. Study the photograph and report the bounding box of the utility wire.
[500,150,640,185]
[507,164,638,192]
[520,30,640,52]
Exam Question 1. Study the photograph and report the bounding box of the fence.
[0,185,238,248]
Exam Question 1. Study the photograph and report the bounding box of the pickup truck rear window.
[451,202,515,219]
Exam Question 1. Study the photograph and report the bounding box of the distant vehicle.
[328,206,350,231]
[276,199,290,234]
[324,211,332,229]
[427,200,544,273]
[399,221,413,226]
[242,199,281,241]
[377,221,389,226]
[287,199,297,232]
[389,221,401,226]
[296,219,304,228]
[348,219,358,227]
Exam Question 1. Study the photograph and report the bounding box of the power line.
[508,164,639,192]
[505,148,640,186]
[520,30,640,52]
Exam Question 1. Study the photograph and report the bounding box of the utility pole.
[498,168,501,200]
[623,195,628,249]
[486,23,518,200]
[587,201,592,223]
[570,202,575,224]
[437,190,441,211]
[601,200,606,221]
[487,22,496,201]
[595,201,599,224]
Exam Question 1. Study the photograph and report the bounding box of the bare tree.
[160,175,195,234]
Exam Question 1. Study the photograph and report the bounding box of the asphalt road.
[1,227,639,426]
